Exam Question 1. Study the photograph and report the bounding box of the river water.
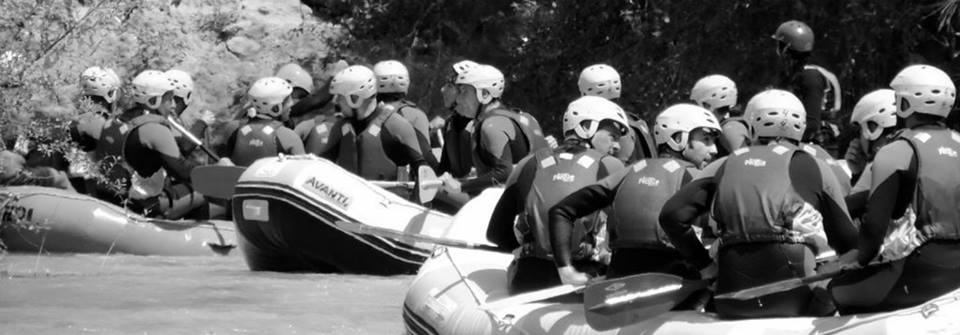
[0,253,409,334]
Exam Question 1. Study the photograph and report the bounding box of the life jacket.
[514,146,606,260]
[302,113,339,155]
[230,118,287,167]
[609,158,694,250]
[94,113,166,183]
[626,114,658,162]
[899,128,960,241]
[712,144,810,247]
[472,107,549,174]
[441,117,475,178]
[804,65,841,116]
[336,106,401,180]
[800,143,852,194]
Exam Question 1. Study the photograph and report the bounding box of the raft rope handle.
[442,247,531,334]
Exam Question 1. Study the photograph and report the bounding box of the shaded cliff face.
[0,0,344,137]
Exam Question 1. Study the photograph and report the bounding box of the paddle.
[333,220,504,253]
[714,264,861,300]
[482,284,584,311]
[369,165,442,203]
[141,218,237,255]
[583,273,711,331]
[190,165,246,200]
[166,116,220,161]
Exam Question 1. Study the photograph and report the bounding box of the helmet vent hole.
[932,89,941,94]
[915,92,923,97]
[925,100,936,105]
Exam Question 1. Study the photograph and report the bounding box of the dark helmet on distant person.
[773,20,814,55]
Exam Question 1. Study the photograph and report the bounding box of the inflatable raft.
[401,189,960,335]
[0,186,236,256]
[231,155,454,274]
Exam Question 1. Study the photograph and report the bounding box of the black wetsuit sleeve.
[549,168,627,267]
[845,190,869,220]
[382,117,428,170]
[486,157,537,252]
[660,177,717,268]
[858,141,916,265]
[790,152,858,253]
[289,91,333,118]
[277,128,306,155]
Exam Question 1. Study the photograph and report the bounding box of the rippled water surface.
[0,253,410,334]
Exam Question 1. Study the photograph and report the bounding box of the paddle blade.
[584,273,709,331]
[191,165,246,200]
[416,165,439,204]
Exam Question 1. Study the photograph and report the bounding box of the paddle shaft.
[714,264,865,300]
[370,180,443,188]
[166,116,220,161]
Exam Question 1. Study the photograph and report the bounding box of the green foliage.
[306,0,960,142]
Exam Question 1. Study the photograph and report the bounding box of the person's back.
[374,60,438,167]
[830,64,960,314]
[486,96,627,293]
[659,89,859,319]
[222,77,306,167]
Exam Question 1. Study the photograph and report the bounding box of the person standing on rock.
[313,65,434,184]
[219,77,305,167]
[486,96,627,294]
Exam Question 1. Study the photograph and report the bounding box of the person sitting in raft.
[659,89,859,319]
[218,77,305,167]
[437,61,549,197]
[690,74,747,157]
[164,69,217,161]
[549,103,720,284]
[99,70,206,218]
[828,64,960,315]
[843,89,899,185]
[577,64,657,164]
[486,96,627,294]
[313,65,435,184]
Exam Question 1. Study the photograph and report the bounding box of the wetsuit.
[800,142,852,195]
[461,103,549,195]
[316,104,433,182]
[550,154,700,279]
[782,64,827,143]
[170,115,210,159]
[830,123,960,314]
[660,141,858,319]
[382,99,438,167]
[222,117,304,167]
[115,109,201,215]
[436,114,475,179]
[616,113,658,164]
[487,142,624,294]
[843,129,896,186]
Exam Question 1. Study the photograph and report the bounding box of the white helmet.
[276,63,314,93]
[373,60,410,94]
[330,65,377,108]
[247,77,293,118]
[851,89,897,141]
[130,70,175,109]
[562,96,629,140]
[889,64,956,118]
[654,103,722,152]
[453,61,505,104]
[164,69,194,106]
[79,66,121,103]
[744,89,806,141]
[690,74,737,111]
[578,64,621,100]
